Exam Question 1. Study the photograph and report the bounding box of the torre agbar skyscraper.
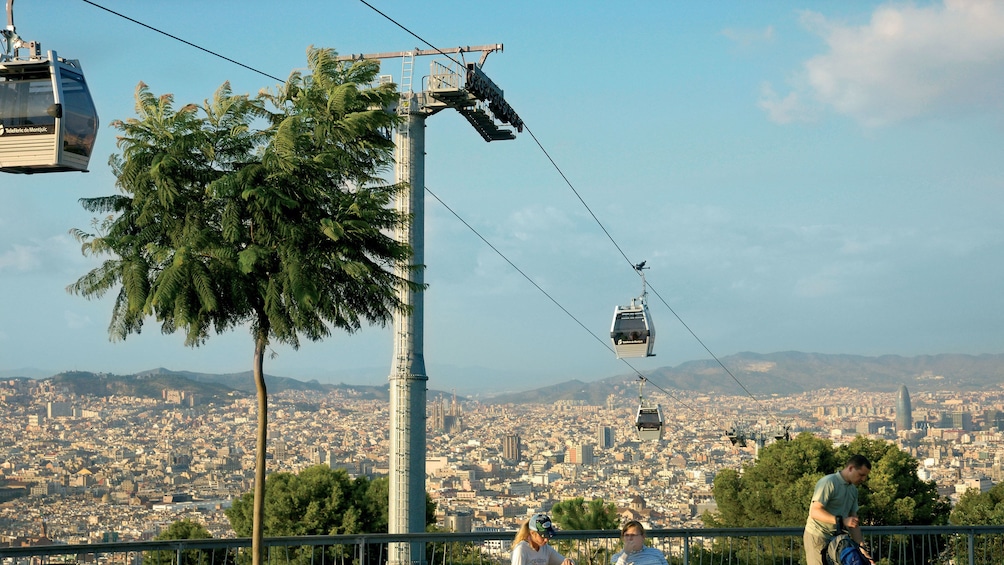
[896,384,913,432]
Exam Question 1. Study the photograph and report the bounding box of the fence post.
[683,534,690,565]
[967,531,974,565]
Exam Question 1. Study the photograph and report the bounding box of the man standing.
[804,455,872,565]
[610,521,667,565]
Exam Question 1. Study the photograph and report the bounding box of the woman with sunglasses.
[511,513,576,565]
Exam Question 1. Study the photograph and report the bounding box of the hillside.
[486,352,1004,404]
[45,369,414,402]
[22,352,1004,405]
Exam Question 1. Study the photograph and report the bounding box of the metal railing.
[2,526,1003,565]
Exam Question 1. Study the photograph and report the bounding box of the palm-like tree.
[69,47,418,565]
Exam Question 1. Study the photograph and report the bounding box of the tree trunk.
[252,336,268,565]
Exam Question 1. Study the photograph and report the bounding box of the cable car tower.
[1,0,98,173]
[336,45,520,565]
[611,261,656,358]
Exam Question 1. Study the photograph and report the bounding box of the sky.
[1,1,1002,394]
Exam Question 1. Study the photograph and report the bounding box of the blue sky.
[2,1,1002,394]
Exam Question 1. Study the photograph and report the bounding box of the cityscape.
[1,374,1002,547]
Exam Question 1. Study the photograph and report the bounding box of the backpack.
[826,534,868,565]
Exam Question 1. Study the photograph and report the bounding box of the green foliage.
[226,465,436,535]
[155,520,213,540]
[227,466,400,536]
[550,497,620,530]
[69,46,418,565]
[951,482,1004,525]
[948,483,1004,565]
[705,433,835,528]
[550,497,620,565]
[836,436,949,526]
[143,520,232,565]
[425,525,487,565]
[705,433,947,528]
[226,466,435,565]
[69,46,415,354]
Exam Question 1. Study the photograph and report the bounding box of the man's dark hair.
[621,520,645,536]
[846,454,871,470]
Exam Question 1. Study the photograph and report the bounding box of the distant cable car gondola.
[635,404,663,441]
[633,379,663,441]
[1,0,98,173]
[725,423,748,447]
[610,261,655,359]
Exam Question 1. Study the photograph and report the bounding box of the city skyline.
[1,378,1002,543]
[3,1,1003,391]
[5,350,1004,398]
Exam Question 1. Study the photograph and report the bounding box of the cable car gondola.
[635,404,663,441]
[633,378,663,441]
[1,1,98,173]
[725,423,747,447]
[610,261,655,359]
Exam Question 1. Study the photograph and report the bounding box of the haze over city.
[2,1,1002,393]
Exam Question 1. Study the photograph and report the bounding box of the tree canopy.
[225,465,435,536]
[550,497,620,531]
[951,482,1004,525]
[69,46,413,356]
[69,46,419,565]
[142,520,229,565]
[705,433,948,528]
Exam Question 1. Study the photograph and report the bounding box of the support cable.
[349,1,780,429]
[77,0,777,435]
[426,186,703,419]
[80,0,284,82]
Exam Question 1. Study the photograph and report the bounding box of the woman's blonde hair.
[511,520,531,550]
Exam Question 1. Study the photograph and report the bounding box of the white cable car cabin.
[635,404,664,441]
[0,49,98,173]
[610,299,655,359]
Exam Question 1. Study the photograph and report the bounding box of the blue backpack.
[827,534,868,565]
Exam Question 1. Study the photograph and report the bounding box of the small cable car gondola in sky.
[1,0,98,174]
[635,404,663,441]
[610,261,655,358]
[633,379,663,441]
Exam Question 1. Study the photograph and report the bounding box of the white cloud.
[772,0,1004,126]
[508,205,574,242]
[758,83,818,124]
[722,25,776,47]
[64,310,93,330]
[0,244,42,272]
[0,234,92,276]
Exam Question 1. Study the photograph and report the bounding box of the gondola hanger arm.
[2,0,40,61]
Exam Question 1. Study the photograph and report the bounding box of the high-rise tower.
[896,384,913,431]
[502,434,521,463]
[597,425,614,449]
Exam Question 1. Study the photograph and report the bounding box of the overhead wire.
[356,0,465,68]
[426,186,704,419]
[526,120,783,429]
[79,0,285,83]
[360,3,786,433]
[76,0,775,435]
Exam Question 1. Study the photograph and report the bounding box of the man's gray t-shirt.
[805,471,859,539]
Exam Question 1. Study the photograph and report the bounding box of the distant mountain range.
[5,352,1003,405]
[486,352,1004,404]
[41,369,391,402]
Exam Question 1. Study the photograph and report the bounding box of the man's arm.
[808,501,838,526]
